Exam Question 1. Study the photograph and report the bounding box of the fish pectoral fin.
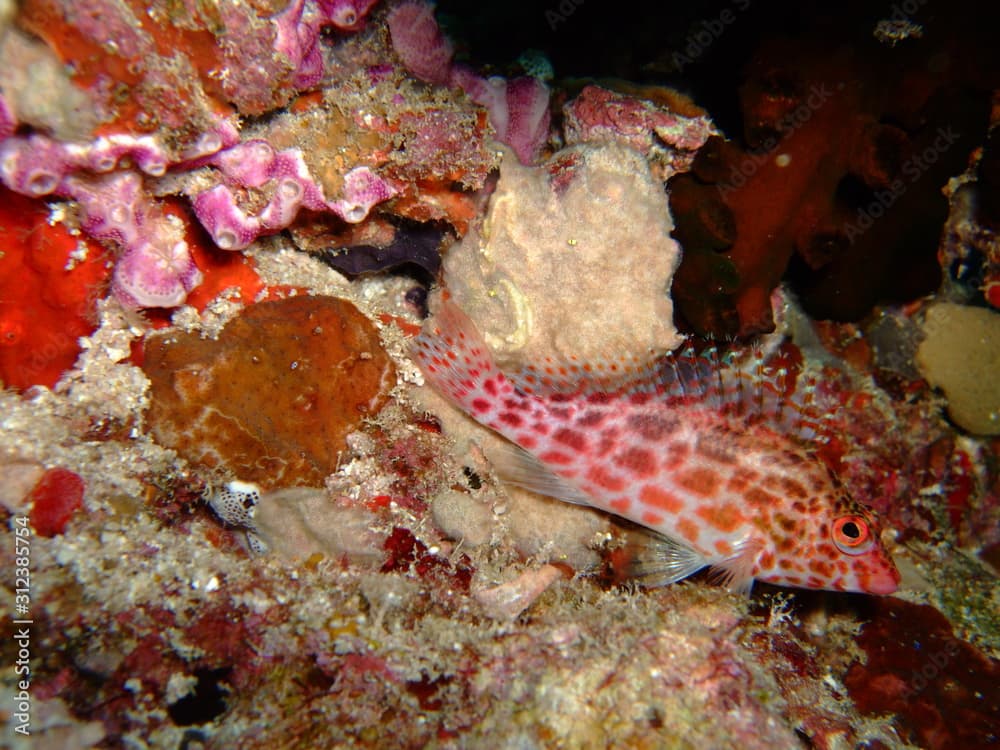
[625,530,710,588]
[708,536,762,595]
[489,443,594,506]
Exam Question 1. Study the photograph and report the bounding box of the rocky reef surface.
[0,1,998,748]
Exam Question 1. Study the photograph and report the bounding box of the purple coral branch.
[316,0,380,31]
[0,129,231,308]
[191,140,398,250]
[387,1,551,164]
[63,172,203,309]
[0,94,15,141]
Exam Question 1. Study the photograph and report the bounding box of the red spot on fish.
[484,379,498,396]
[715,539,733,556]
[471,398,490,414]
[554,427,587,451]
[662,442,691,471]
[586,465,626,492]
[808,559,833,577]
[586,392,614,404]
[541,450,574,466]
[695,503,745,533]
[532,422,550,435]
[629,393,653,406]
[774,514,797,533]
[745,486,780,508]
[519,435,538,450]
[596,427,620,456]
[640,485,683,512]
[614,447,656,477]
[676,516,700,543]
[816,542,837,560]
[610,497,631,512]
[676,467,722,497]
[779,476,809,499]
[642,510,664,526]
[627,413,675,441]
[758,551,775,570]
[576,410,607,427]
[499,412,524,428]
[725,468,759,494]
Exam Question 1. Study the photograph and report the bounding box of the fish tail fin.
[410,298,513,414]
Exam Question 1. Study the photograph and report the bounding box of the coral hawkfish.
[412,300,900,594]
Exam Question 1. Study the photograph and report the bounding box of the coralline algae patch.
[142,295,395,489]
[845,597,1000,750]
[0,187,111,391]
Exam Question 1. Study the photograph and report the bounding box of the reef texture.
[0,1,998,749]
[669,33,992,338]
[0,0,499,317]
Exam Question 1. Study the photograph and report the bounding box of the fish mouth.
[866,561,902,595]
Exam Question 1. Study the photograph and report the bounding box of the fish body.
[412,301,900,594]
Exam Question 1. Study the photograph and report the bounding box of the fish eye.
[831,515,874,555]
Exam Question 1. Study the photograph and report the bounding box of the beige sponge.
[916,303,1000,435]
[441,143,684,372]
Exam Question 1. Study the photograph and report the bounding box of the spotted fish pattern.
[411,300,900,594]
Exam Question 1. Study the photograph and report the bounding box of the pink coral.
[563,84,715,178]
[452,69,551,164]
[272,0,325,90]
[192,142,397,249]
[317,0,380,31]
[0,131,211,309]
[112,238,203,309]
[0,95,15,140]
[331,166,398,223]
[387,1,454,86]
[384,2,550,164]
[60,173,203,308]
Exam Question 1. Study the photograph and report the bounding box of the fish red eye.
[832,515,873,555]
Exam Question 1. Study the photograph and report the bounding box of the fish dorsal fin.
[506,352,666,399]
[488,443,594,506]
[660,342,840,447]
[625,529,710,588]
[707,536,762,595]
